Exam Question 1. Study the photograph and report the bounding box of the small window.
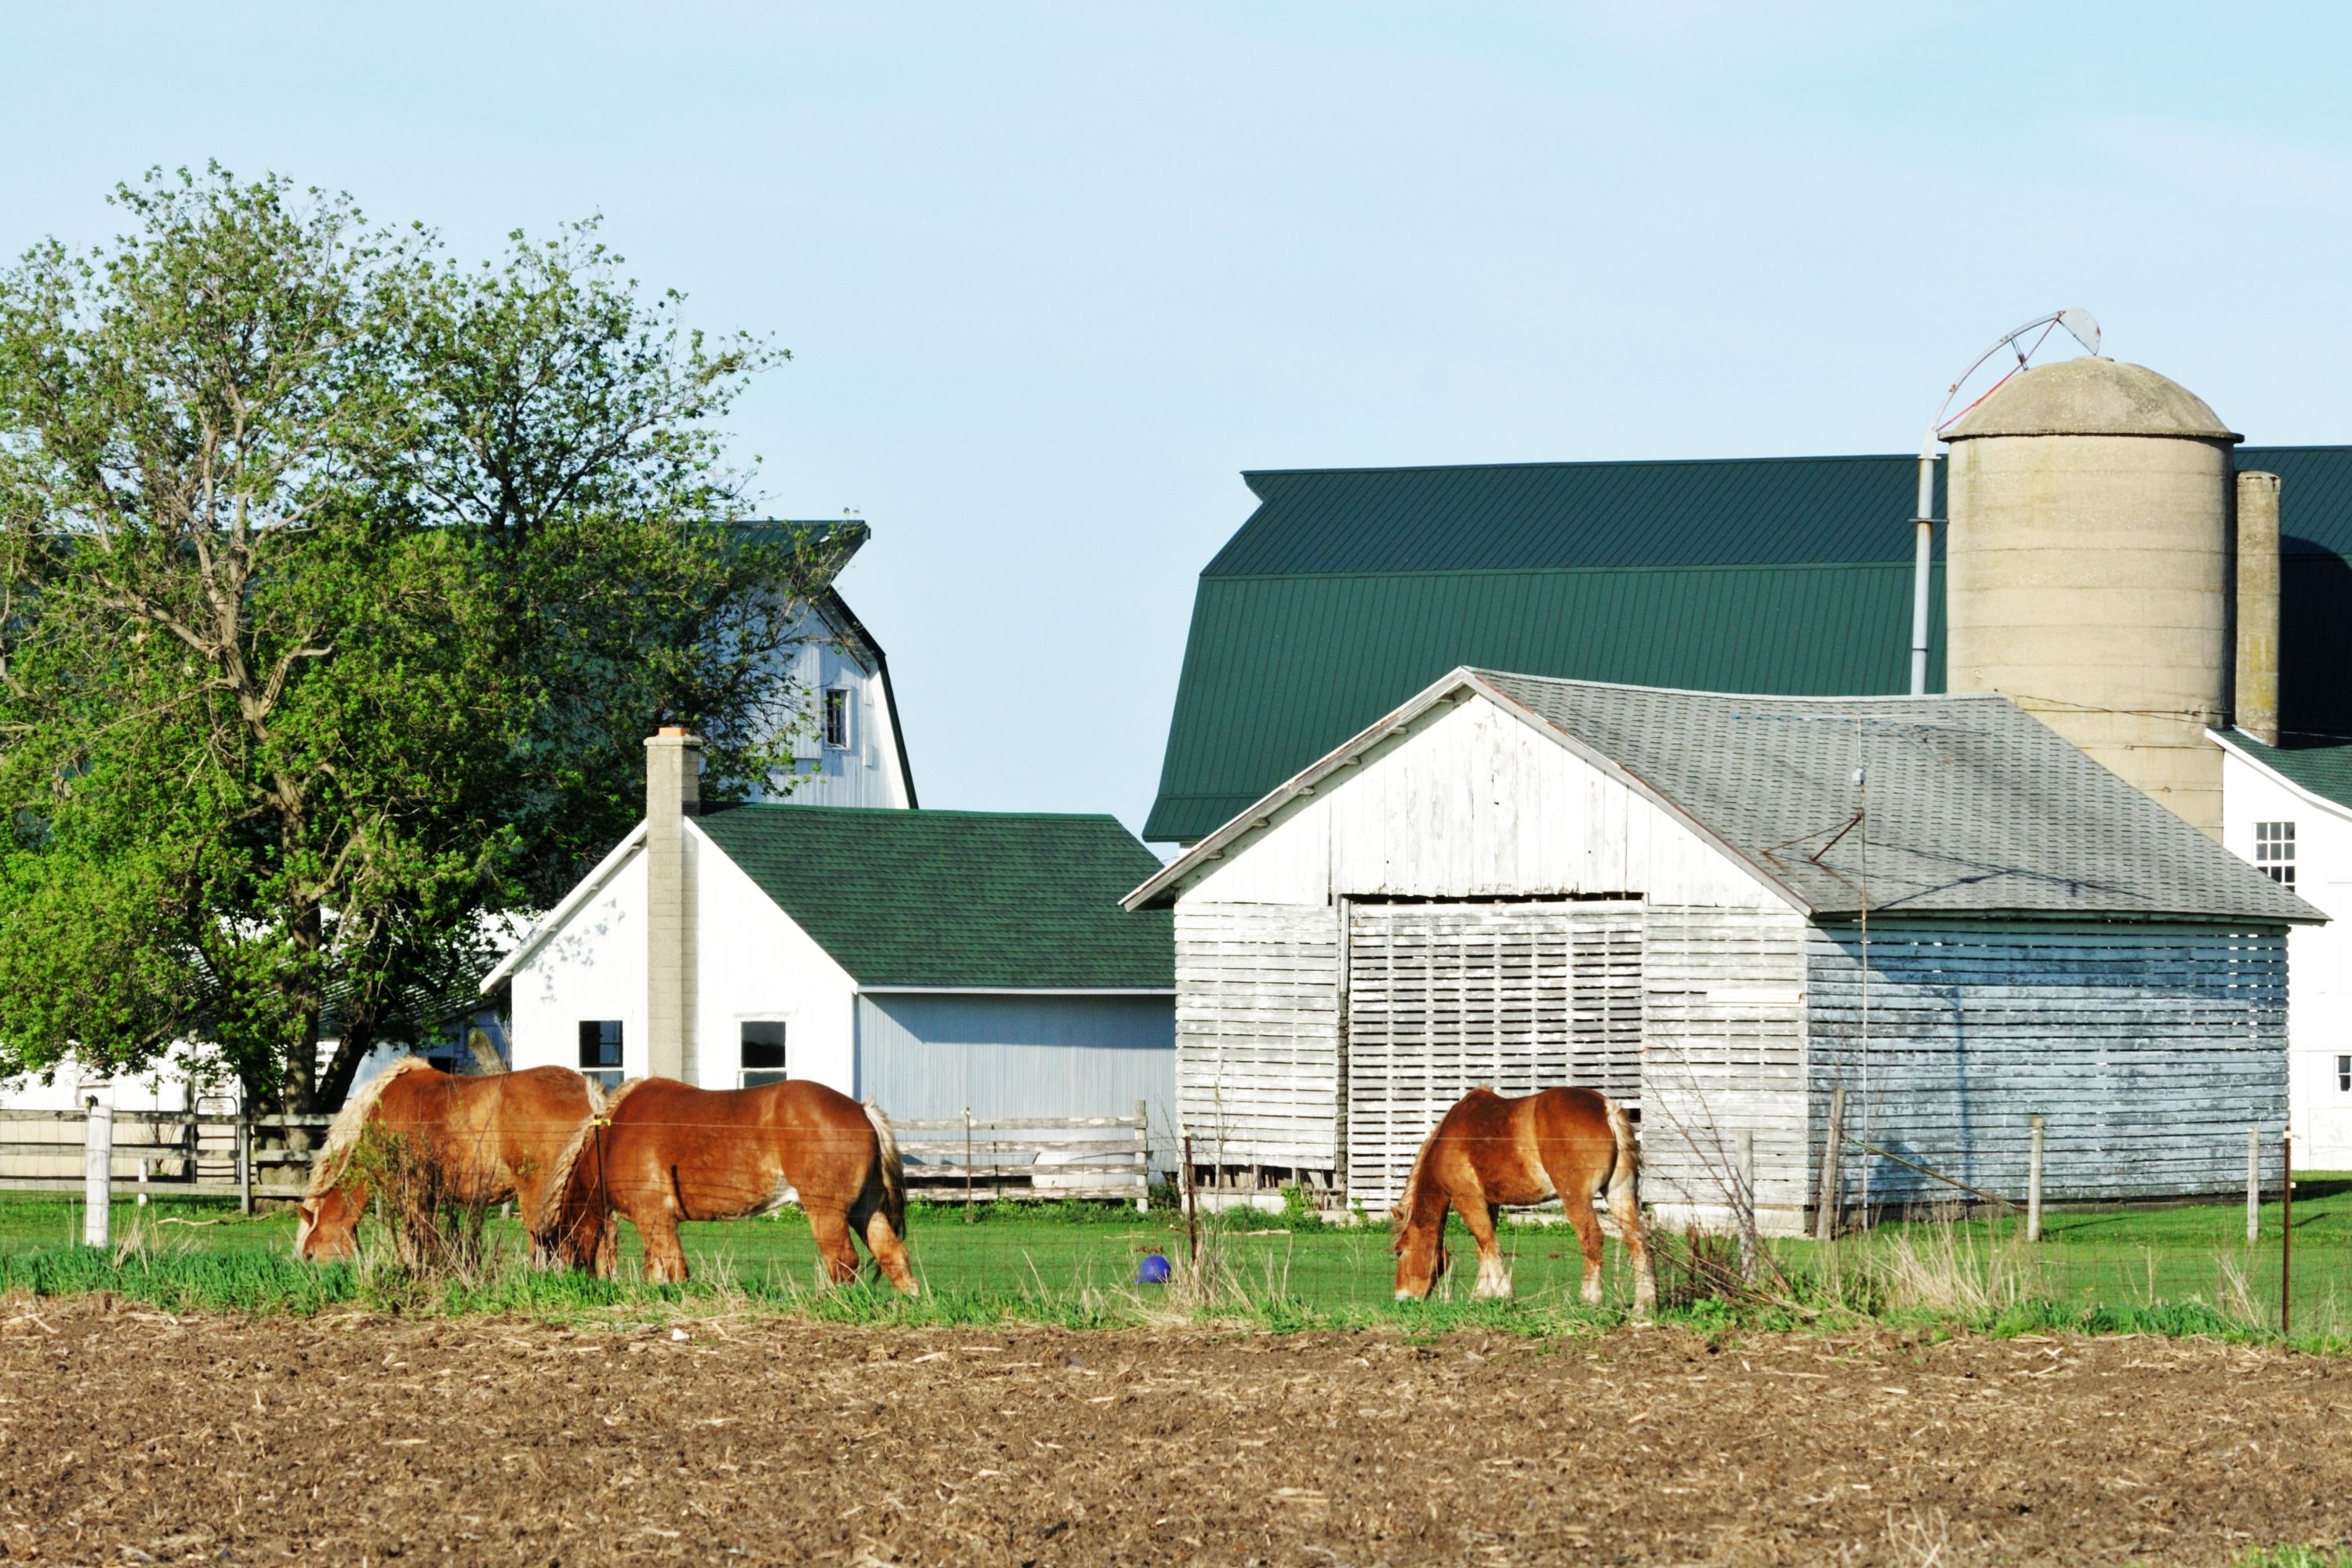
[2256,821,2297,887]
[577,1020,624,1091]
[740,1021,787,1088]
[822,688,851,750]
[2338,1054,2350,1094]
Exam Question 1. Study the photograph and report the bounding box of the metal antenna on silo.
[1909,309,2102,695]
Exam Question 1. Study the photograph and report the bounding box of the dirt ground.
[2,1304,2350,1566]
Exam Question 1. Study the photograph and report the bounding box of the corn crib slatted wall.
[1807,922,2289,1209]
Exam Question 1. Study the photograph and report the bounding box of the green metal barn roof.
[697,804,1172,989]
[1145,446,2352,843]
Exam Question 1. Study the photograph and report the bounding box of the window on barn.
[577,1020,624,1091]
[2339,1054,2350,1094]
[823,688,851,750]
[2255,821,2296,887]
[740,1021,787,1087]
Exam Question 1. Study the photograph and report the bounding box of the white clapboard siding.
[1638,904,1813,1224]
[1176,902,1341,1168]
[1807,922,2288,1206]
[1343,901,1644,1210]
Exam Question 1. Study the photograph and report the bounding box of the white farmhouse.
[487,729,1174,1136]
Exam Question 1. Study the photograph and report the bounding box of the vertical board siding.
[1807,924,2288,1205]
[1176,904,1342,1169]
[1344,902,1643,1208]
[1639,906,1813,1225]
[855,993,1174,1121]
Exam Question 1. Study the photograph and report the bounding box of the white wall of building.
[503,824,862,1099]
[688,823,861,1093]
[2219,742,2352,1167]
[1184,695,1791,911]
[754,610,913,810]
[509,844,651,1081]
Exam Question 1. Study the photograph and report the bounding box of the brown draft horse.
[1392,1086,1657,1316]
[536,1076,916,1294]
[295,1058,602,1265]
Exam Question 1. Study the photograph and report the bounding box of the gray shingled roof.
[1473,672,2318,924]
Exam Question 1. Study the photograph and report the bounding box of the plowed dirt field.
[3,1302,2350,1564]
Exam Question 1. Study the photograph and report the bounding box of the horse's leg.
[1454,1192,1510,1300]
[806,1204,862,1287]
[849,1189,919,1296]
[635,1203,690,1285]
[1563,1189,1607,1306]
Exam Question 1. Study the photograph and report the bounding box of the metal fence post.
[82,1096,111,1249]
[2282,1127,2294,1337]
[1734,1129,1757,1282]
[2026,1115,2045,1243]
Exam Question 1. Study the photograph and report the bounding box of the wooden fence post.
[1134,1100,1150,1214]
[82,1097,111,1249]
[2247,1124,2260,1246]
[2026,1115,2045,1243]
[237,1112,253,1217]
[1813,1087,1846,1243]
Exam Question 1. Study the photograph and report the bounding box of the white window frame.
[2255,820,2297,887]
[577,1018,625,1092]
[738,1017,789,1089]
[822,686,853,751]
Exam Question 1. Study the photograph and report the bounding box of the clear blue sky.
[6,4,2347,837]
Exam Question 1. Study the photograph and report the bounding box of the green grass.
[5,1181,2349,1343]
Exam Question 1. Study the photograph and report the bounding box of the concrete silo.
[1942,355,2241,838]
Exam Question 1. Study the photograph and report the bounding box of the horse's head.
[293,1184,364,1261]
[1390,1204,1450,1301]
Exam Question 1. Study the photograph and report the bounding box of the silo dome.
[1943,356,2240,839]
[1944,356,2238,443]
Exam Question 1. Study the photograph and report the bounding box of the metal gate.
[1345,901,1642,1209]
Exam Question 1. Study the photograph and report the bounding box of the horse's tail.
[862,1100,907,1238]
[1602,1094,1640,1203]
[1602,1094,1657,1316]
[535,1077,641,1273]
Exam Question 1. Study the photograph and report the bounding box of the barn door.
[1345,902,1642,1210]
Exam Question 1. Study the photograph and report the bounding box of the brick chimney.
[644,726,702,1083]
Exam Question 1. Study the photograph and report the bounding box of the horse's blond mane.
[1388,1120,1444,1242]
[303,1055,441,1201]
[534,1074,631,1234]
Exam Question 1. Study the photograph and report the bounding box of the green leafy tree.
[0,167,829,1114]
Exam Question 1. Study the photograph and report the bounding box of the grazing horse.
[295,1058,602,1265]
[1392,1086,1657,1316]
[537,1077,916,1294]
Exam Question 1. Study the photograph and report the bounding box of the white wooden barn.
[488,731,1175,1135]
[1124,668,2318,1232]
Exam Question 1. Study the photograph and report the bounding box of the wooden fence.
[1,1102,1153,1213]
[0,1107,332,1209]
[895,1102,1151,1207]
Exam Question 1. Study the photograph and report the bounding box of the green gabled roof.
[2215,728,2352,814]
[1145,446,2352,844]
[695,804,1171,989]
